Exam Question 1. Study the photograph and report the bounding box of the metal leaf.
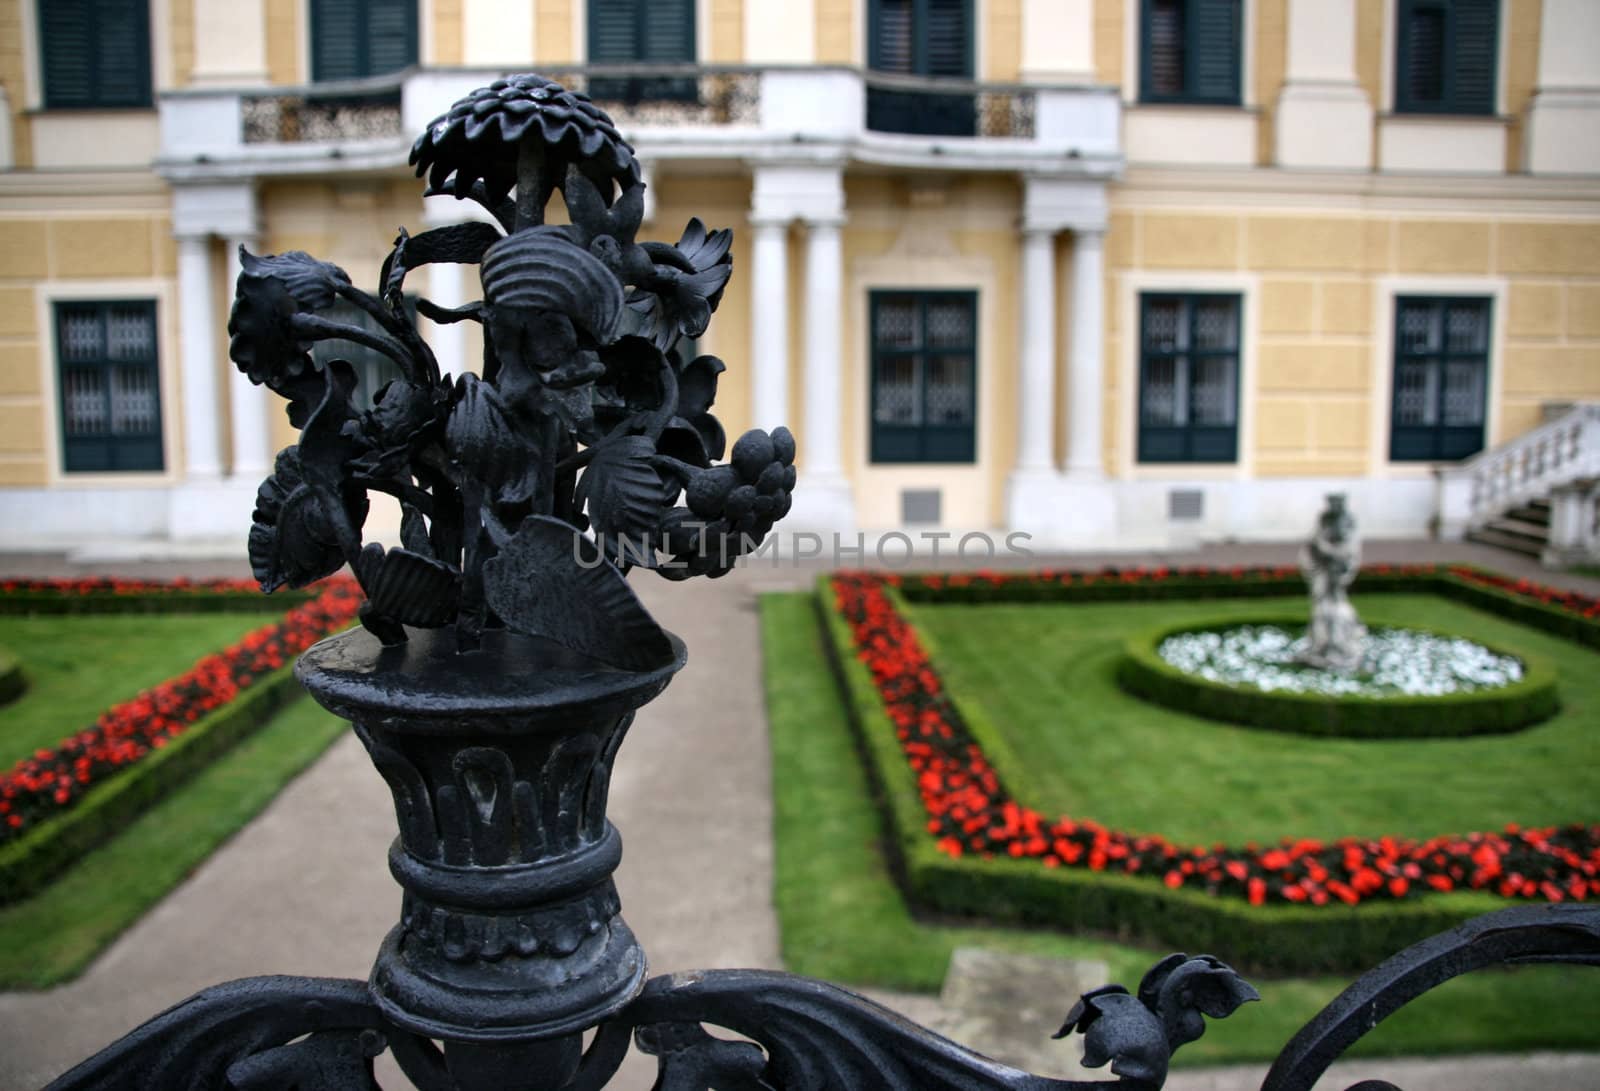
[480,515,674,671]
[575,434,674,553]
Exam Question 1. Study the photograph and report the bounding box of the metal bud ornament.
[228,72,795,665]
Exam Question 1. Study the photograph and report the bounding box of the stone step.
[1504,501,1551,527]
[1466,526,1546,558]
[1482,516,1552,543]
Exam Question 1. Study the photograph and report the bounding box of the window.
[1137,293,1240,463]
[1395,0,1498,115]
[311,0,417,82]
[39,0,151,108]
[870,291,977,463]
[867,0,975,137]
[1140,0,1242,105]
[587,0,697,104]
[312,300,410,410]
[55,301,163,472]
[1390,296,1490,461]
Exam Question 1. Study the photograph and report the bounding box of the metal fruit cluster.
[228,74,795,665]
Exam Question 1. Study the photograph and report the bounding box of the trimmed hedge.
[1116,616,1561,739]
[0,592,306,617]
[815,577,1495,973]
[0,645,22,707]
[0,664,305,903]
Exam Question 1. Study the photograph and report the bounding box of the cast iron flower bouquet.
[48,76,1599,1091]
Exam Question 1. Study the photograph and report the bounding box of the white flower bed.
[1157,625,1524,697]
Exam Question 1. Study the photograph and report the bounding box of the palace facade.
[1,0,1597,551]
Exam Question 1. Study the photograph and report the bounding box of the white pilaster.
[1064,230,1104,480]
[177,235,223,482]
[1525,0,1600,174]
[793,212,855,531]
[749,216,790,432]
[225,237,273,479]
[421,197,489,381]
[1017,228,1057,476]
[1058,227,1117,540]
[1274,0,1373,170]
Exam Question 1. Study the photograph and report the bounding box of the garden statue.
[47,74,1600,1091]
[1297,493,1366,672]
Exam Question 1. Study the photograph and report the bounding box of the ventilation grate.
[902,489,942,525]
[1168,489,1204,521]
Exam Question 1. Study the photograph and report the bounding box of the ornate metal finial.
[228,73,795,664]
[1298,492,1365,671]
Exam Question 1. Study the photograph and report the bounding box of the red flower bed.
[830,571,1600,908]
[0,579,362,843]
[0,577,262,596]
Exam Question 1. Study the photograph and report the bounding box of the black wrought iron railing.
[863,70,1037,139]
[241,73,406,144]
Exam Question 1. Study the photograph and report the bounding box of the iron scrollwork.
[46,74,1599,1090]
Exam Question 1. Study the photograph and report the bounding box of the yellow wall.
[1105,198,1600,478]
[266,0,301,85]
[433,0,465,65]
[1503,0,1543,172]
[816,0,855,64]
[535,0,576,65]
[712,0,746,63]
[0,210,176,485]
[1253,0,1286,164]
[1094,0,1124,88]
[0,0,31,167]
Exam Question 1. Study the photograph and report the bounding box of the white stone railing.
[1437,403,1600,549]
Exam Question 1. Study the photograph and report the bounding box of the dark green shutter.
[1190,0,1241,103]
[1451,0,1498,114]
[312,0,416,82]
[866,0,974,136]
[40,0,151,108]
[588,0,695,102]
[1397,0,1497,114]
[366,0,418,76]
[1140,0,1240,105]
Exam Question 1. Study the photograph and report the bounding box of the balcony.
[155,65,1121,183]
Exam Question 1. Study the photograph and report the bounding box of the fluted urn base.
[297,623,686,1044]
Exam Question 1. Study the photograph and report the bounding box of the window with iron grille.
[1390,296,1491,461]
[55,301,163,473]
[1395,0,1498,115]
[312,300,415,411]
[587,0,697,104]
[39,0,151,109]
[310,0,417,82]
[1140,0,1242,106]
[866,0,976,137]
[1137,293,1240,463]
[870,291,977,464]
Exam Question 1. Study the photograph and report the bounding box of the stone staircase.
[1466,496,1551,558]
[1438,403,1600,566]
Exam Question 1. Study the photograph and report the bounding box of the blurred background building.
[0,0,1597,553]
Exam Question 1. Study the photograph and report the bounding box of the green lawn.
[913,593,1599,846]
[762,591,1600,1065]
[0,612,272,767]
[0,695,347,988]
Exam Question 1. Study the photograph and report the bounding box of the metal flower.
[410,74,640,227]
[248,446,368,593]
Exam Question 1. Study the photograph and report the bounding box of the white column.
[1525,0,1600,174]
[749,216,790,431]
[791,212,856,531]
[225,237,273,479]
[802,216,845,480]
[1274,0,1373,170]
[1016,228,1056,475]
[1064,229,1104,479]
[176,234,223,481]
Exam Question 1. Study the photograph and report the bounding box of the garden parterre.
[828,568,1600,911]
[0,579,361,845]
